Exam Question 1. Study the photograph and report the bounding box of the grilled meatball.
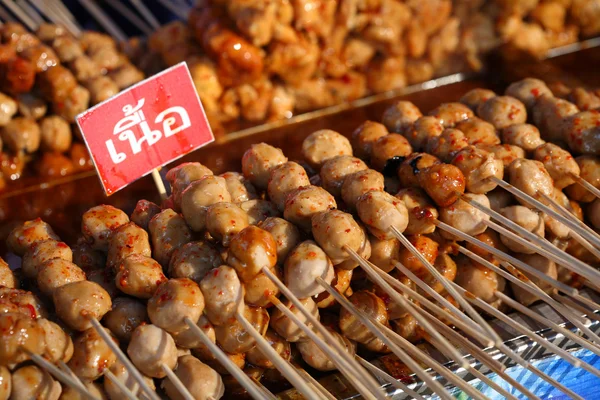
[68,327,117,381]
[532,95,579,142]
[487,187,515,212]
[0,259,14,289]
[507,158,555,204]
[565,156,600,202]
[460,88,497,111]
[382,101,422,133]
[169,241,223,283]
[39,65,77,103]
[271,296,319,342]
[130,200,161,231]
[259,217,302,263]
[181,175,232,231]
[311,210,366,265]
[426,128,469,162]
[1,117,40,153]
[0,288,46,319]
[0,313,45,365]
[246,329,290,369]
[455,257,505,308]
[483,144,526,168]
[82,205,130,251]
[206,202,249,246]
[149,209,192,267]
[501,123,545,152]
[533,142,579,189]
[116,254,167,299]
[395,187,438,235]
[0,93,17,126]
[397,234,439,279]
[227,225,278,282]
[397,153,441,188]
[242,142,288,188]
[7,218,59,256]
[128,324,177,378]
[220,171,258,203]
[239,199,280,225]
[569,87,600,111]
[455,117,500,146]
[439,193,490,239]
[356,190,409,239]
[200,266,245,326]
[109,63,144,89]
[244,266,281,307]
[423,253,458,295]
[564,110,600,154]
[302,129,352,169]
[85,76,119,104]
[103,297,148,343]
[107,222,151,269]
[452,146,503,194]
[369,237,400,273]
[16,93,46,120]
[214,305,269,353]
[53,280,112,331]
[320,156,367,198]
[370,134,413,171]
[21,45,59,72]
[500,206,544,253]
[284,240,334,298]
[163,355,225,400]
[2,57,36,95]
[341,169,385,211]
[477,96,527,130]
[148,278,205,334]
[284,185,337,232]
[11,366,61,400]
[511,254,557,306]
[104,361,156,400]
[505,78,552,110]
[404,116,444,152]
[296,327,355,371]
[72,240,105,271]
[51,35,84,63]
[166,162,213,210]
[21,239,72,279]
[36,259,86,296]
[350,120,389,160]
[339,291,388,345]
[418,163,465,207]
[428,102,474,128]
[172,315,214,350]
[55,85,90,122]
[39,115,71,153]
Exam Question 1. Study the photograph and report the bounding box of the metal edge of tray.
[276,289,600,399]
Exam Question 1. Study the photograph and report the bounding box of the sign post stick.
[151,169,167,201]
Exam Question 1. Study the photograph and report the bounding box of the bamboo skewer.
[571,173,600,200]
[157,0,189,20]
[554,293,600,322]
[162,365,195,400]
[16,0,42,25]
[291,363,337,400]
[356,356,426,400]
[104,0,154,35]
[103,370,139,400]
[77,0,127,43]
[129,0,161,30]
[1,0,36,29]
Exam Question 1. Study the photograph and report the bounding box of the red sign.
[76,62,214,195]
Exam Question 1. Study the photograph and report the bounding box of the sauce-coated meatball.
[268,161,311,211]
[200,266,244,326]
[404,116,444,153]
[311,210,365,265]
[227,226,278,282]
[455,257,505,308]
[452,146,503,194]
[511,254,557,306]
[166,162,213,210]
[239,199,280,225]
[460,88,497,111]
[214,305,269,353]
[382,101,422,134]
[0,313,45,365]
[68,327,117,381]
[564,110,600,154]
[500,206,544,253]
[104,361,156,400]
[398,153,441,188]
[439,193,491,239]
[220,171,257,203]
[284,240,334,298]
[356,190,409,239]
[284,185,337,232]
[397,234,439,279]
[11,366,61,400]
[169,241,223,283]
[271,297,319,342]
[81,205,129,251]
[163,355,225,400]
[206,202,249,246]
[36,259,86,296]
[341,169,385,211]
[482,144,526,168]
[501,123,545,152]
[259,217,302,263]
[21,239,72,279]
[116,254,167,299]
[242,142,288,188]
[7,218,59,256]
[507,158,554,204]
[455,117,500,146]
[425,128,469,162]
[127,324,177,378]
[339,291,388,345]
[107,222,151,269]
[320,156,367,198]
[370,134,413,171]
[351,120,388,160]
[302,129,352,169]
[565,156,600,202]
[244,266,282,307]
[149,209,192,267]
[395,187,439,234]
[532,95,579,142]
[477,96,527,130]
[53,280,112,331]
[428,102,474,128]
[0,259,14,289]
[1,117,40,153]
[181,175,232,232]
[533,142,579,189]
[505,78,552,110]
[130,200,161,231]
[418,163,465,207]
[103,297,148,343]
[148,278,205,334]
[246,329,290,369]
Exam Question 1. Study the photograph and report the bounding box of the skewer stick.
[151,169,168,201]
[291,363,337,400]
[491,177,600,249]
[375,266,494,347]
[390,226,503,345]
[104,0,154,35]
[497,291,600,356]
[28,0,80,36]
[268,295,383,400]
[28,352,100,400]
[552,293,600,323]
[103,370,140,400]
[16,0,42,25]
[157,0,189,19]
[344,247,471,368]
[0,4,14,21]
[571,173,600,200]
[162,364,195,400]
[355,356,425,400]
[571,293,600,314]
[317,278,458,400]
[183,317,270,400]
[420,311,538,400]
[1,0,36,29]
[235,311,323,400]
[50,0,80,24]
[129,0,161,30]
[88,318,160,400]
[434,220,578,295]
[262,267,388,400]
[77,0,128,43]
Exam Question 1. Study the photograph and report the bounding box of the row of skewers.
[1,76,600,399]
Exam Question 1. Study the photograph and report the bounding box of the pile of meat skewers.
[0,22,144,189]
[1,76,600,399]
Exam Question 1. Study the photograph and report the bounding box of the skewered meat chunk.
[39,115,71,153]
[284,240,334,298]
[369,237,400,273]
[511,254,558,306]
[452,146,503,194]
[341,169,385,211]
[116,254,167,299]
[21,239,72,279]
[0,93,17,127]
[82,205,130,251]
[477,96,527,130]
[564,110,600,154]
[39,65,77,103]
[0,288,46,319]
[36,23,67,43]
[214,305,269,353]
[55,85,90,122]
[39,318,73,363]
[242,143,288,189]
[16,93,47,120]
[302,129,352,169]
[0,258,14,289]
[246,329,291,369]
[455,257,505,309]
[357,190,409,239]
[455,117,500,146]
[439,193,490,239]
[533,142,579,189]
[397,234,439,279]
[565,156,600,202]
[284,185,337,232]
[0,366,9,400]
[505,78,552,110]
[382,101,422,134]
[11,365,61,400]
[206,202,249,246]
[339,291,388,345]
[426,128,470,162]
[166,162,213,210]
[21,45,59,73]
[0,312,45,365]
[103,297,148,343]
[149,209,192,267]
[220,171,257,203]
[1,57,36,95]
[244,266,281,307]
[320,156,367,199]
[507,158,555,204]
[460,88,497,112]
[501,124,545,151]
[296,327,355,371]
[169,241,223,283]
[7,218,59,256]
[395,187,438,235]
[104,360,156,400]
[86,76,119,104]
[68,327,117,381]
[52,35,84,63]
[418,163,465,207]
[200,266,244,326]
[128,324,177,378]
[351,120,389,160]
[239,199,281,225]
[422,253,458,295]
[371,134,413,171]
[397,153,440,188]
[404,116,444,152]
[69,55,103,82]
[107,221,151,269]
[428,102,474,128]
[2,117,40,153]
[53,280,112,331]
[130,200,161,231]
[500,206,544,253]
[181,175,232,231]
[271,296,319,343]
[568,87,600,111]
[36,259,86,296]
[483,144,526,168]
[227,225,278,282]
[172,314,214,350]
[148,278,205,334]
[259,217,301,263]
[163,355,225,400]
[311,209,366,265]
[532,95,579,142]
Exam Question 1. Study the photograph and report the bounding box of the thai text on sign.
[76,62,214,195]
